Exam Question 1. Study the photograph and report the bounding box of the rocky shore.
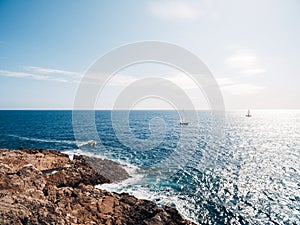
[0,149,196,225]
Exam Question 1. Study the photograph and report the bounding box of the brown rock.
[0,149,197,225]
[0,148,70,171]
[45,155,110,188]
[82,155,130,183]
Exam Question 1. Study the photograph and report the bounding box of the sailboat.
[245,109,252,117]
[180,110,189,125]
[180,120,189,125]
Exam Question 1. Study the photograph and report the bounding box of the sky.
[0,0,299,110]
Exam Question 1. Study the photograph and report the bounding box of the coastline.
[0,148,197,225]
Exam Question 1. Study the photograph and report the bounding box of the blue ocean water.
[0,110,299,225]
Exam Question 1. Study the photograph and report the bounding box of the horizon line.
[0,108,300,111]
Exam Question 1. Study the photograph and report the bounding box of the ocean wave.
[97,174,198,224]
[7,134,99,148]
[8,134,76,145]
[62,148,141,178]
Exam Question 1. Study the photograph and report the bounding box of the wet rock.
[0,149,197,225]
[82,155,130,183]
[45,155,110,187]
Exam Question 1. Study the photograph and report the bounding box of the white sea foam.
[62,148,141,179]
[63,148,111,160]
[62,148,197,223]
[8,134,76,145]
[6,135,197,223]
[97,176,198,224]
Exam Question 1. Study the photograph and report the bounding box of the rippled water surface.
[0,110,299,224]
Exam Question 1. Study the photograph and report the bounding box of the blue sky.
[0,0,299,109]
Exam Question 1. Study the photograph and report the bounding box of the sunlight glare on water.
[0,110,299,224]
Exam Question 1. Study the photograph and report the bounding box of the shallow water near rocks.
[0,110,299,224]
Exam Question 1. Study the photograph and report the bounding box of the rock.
[82,155,130,183]
[0,163,45,198]
[45,155,110,187]
[0,148,70,171]
[0,149,197,225]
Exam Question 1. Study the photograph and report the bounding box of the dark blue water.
[0,110,299,225]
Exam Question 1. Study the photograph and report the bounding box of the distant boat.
[180,110,189,125]
[245,109,252,117]
[180,121,189,125]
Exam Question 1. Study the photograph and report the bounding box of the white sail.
[245,109,252,117]
[180,109,189,125]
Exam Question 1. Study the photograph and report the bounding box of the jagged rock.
[0,148,70,171]
[82,155,130,183]
[44,155,110,187]
[0,149,197,225]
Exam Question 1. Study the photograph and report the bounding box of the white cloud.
[217,76,265,95]
[241,68,267,75]
[0,69,69,83]
[221,49,266,95]
[216,77,235,86]
[25,66,81,77]
[0,65,82,83]
[225,49,266,75]
[165,73,198,89]
[12,65,263,96]
[225,53,256,69]
[220,83,265,95]
[149,1,199,20]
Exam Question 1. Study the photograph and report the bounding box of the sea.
[0,110,299,225]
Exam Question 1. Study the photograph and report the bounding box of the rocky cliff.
[0,149,196,225]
